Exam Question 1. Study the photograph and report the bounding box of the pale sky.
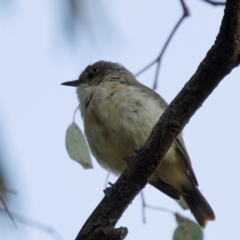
[0,1,239,240]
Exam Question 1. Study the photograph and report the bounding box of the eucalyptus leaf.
[173,213,203,240]
[65,122,93,169]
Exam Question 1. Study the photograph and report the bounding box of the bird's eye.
[88,73,94,80]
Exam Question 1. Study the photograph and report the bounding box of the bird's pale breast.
[80,82,168,175]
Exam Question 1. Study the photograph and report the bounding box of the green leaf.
[173,213,203,240]
[65,122,93,169]
[178,197,189,210]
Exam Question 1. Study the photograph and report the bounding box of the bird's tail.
[182,183,215,228]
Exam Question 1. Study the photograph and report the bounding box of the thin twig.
[140,192,146,223]
[73,105,79,123]
[0,194,16,226]
[136,0,189,90]
[144,204,175,215]
[104,172,111,189]
[0,184,17,194]
[0,208,65,240]
[202,0,225,6]
[0,185,17,226]
[140,191,174,224]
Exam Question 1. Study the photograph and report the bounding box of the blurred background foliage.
[0,0,113,236]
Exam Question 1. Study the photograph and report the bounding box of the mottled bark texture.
[76,1,240,239]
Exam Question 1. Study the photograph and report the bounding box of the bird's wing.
[136,82,198,186]
[174,135,198,186]
[149,179,181,200]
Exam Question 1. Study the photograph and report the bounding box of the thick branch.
[76,0,240,239]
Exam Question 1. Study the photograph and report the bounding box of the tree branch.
[76,0,240,239]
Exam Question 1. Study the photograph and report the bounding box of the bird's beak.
[61,79,81,87]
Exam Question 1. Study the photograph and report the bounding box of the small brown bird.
[62,61,215,228]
